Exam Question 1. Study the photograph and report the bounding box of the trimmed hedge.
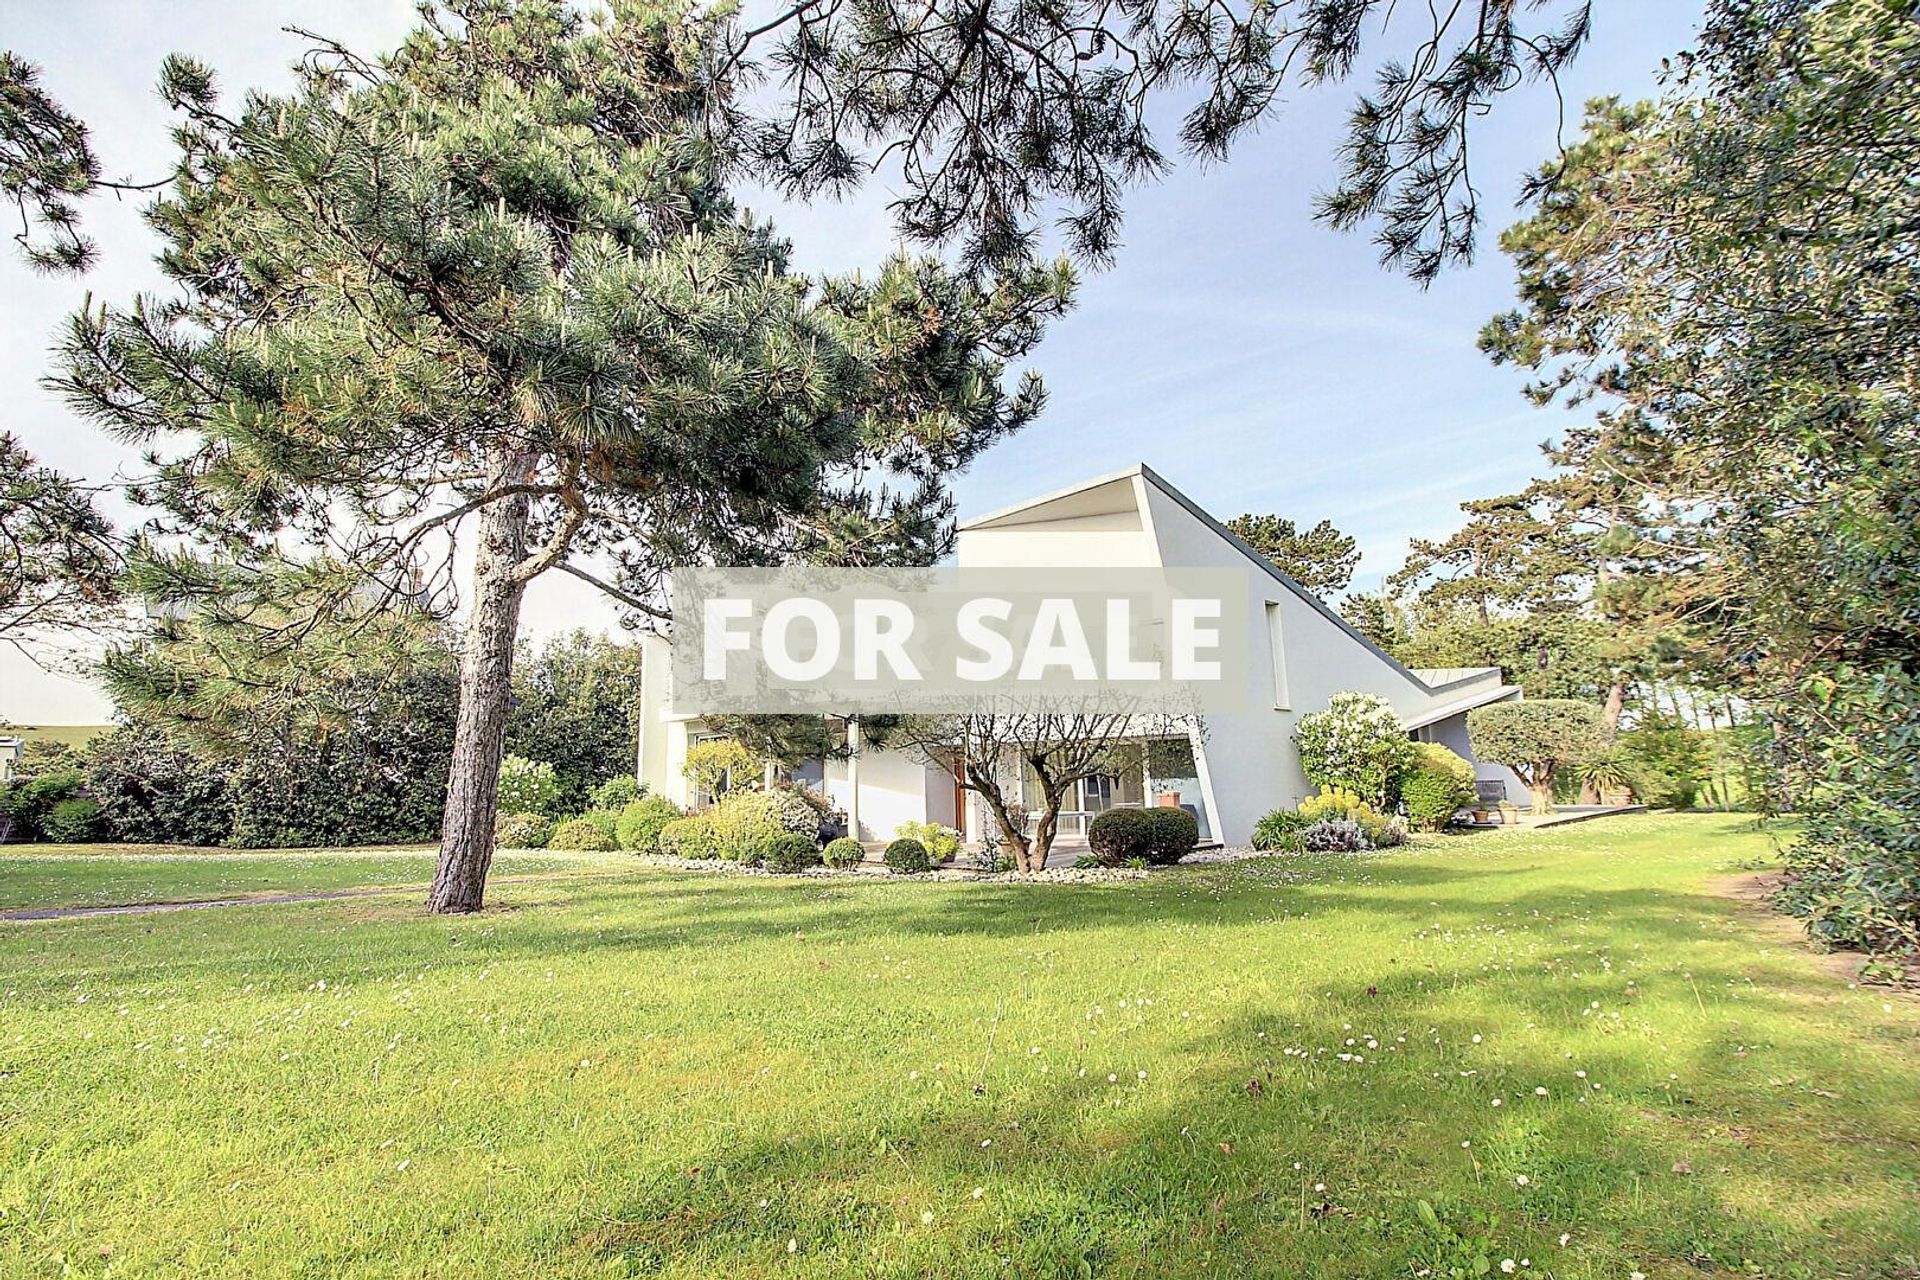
[1087,807,1155,865]
[1402,742,1478,830]
[762,832,821,873]
[883,837,932,874]
[822,836,865,869]
[1145,806,1198,864]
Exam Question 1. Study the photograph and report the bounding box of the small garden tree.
[1293,692,1416,807]
[1468,700,1608,816]
[682,739,761,804]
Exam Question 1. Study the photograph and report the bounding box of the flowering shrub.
[615,796,680,852]
[547,817,616,851]
[1295,785,1405,848]
[497,754,562,816]
[1402,743,1478,830]
[658,815,718,859]
[1293,692,1417,805]
[1301,817,1370,852]
[884,837,932,873]
[822,836,866,869]
[495,811,554,849]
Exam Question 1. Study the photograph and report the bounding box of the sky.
[0,0,1705,723]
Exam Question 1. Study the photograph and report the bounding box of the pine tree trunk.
[427,471,534,914]
[1582,679,1629,803]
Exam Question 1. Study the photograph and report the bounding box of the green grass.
[2,814,1915,1279]
[0,846,629,912]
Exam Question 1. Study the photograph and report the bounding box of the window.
[1265,601,1290,710]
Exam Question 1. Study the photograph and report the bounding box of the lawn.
[2,814,1915,1279]
[0,846,630,913]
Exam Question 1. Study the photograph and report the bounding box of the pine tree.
[1224,514,1358,595]
[54,0,1073,913]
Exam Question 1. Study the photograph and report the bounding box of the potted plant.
[1470,805,1490,825]
[1155,786,1182,808]
[1497,800,1519,825]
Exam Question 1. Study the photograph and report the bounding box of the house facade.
[637,464,1526,846]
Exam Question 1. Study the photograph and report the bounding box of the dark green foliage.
[761,832,821,873]
[1776,668,1920,957]
[1145,807,1198,865]
[41,797,101,843]
[1252,809,1312,852]
[0,432,121,643]
[547,818,615,852]
[883,837,931,874]
[615,796,680,853]
[1223,514,1359,594]
[822,836,865,869]
[506,634,643,815]
[1468,701,1609,813]
[0,52,101,271]
[495,812,554,849]
[84,723,234,846]
[1401,743,1478,831]
[1087,807,1156,866]
[0,769,87,841]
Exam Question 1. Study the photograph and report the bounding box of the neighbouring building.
[637,464,1526,847]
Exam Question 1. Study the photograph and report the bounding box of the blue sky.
[1,0,1704,721]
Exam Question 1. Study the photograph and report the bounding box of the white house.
[637,464,1525,847]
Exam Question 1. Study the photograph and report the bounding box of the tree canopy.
[1225,513,1358,595]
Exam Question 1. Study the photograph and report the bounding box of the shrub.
[762,832,822,873]
[615,796,680,853]
[884,837,932,874]
[822,836,866,869]
[1616,712,1712,808]
[1468,700,1609,815]
[495,811,554,849]
[1293,692,1417,806]
[590,775,642,810]
[1301,817,1370,852]
[767,788,827,840]
[709,790,808,863]
[0,770,87,842]
[84,723,235,846]
[577,809,620,845]
[1087,807,1156,866]
[658,815,718,859]
[547,818,615,851]
[1145,806,1199,864]
[41,796,102,843]
[1401,743,1478,831]
[497,754,562,816]
[895,819,960,862]
[1252,809,1311,851]
[1371,814,1409,848]
[1299,785,1369,823]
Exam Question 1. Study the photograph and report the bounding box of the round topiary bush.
[1401,742,1478,831]
[1251,809,1310,852]
[883,837,932,874]
[577,809,620,845]
[495,811,554,849]
[1087,807,1156,865]
[762,832,821,873]
[547,817,616,851]
[615,796,681,852]
[657,815,718,859]
[708,790,804,861]
[1145,806,1198,864]
[822,836,865,869]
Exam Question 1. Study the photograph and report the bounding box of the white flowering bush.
[1293,692,1417,806]
[496,754,561,816]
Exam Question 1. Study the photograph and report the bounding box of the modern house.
[637,464,1526,847]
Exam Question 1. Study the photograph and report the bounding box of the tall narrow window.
[1265,601,1290,710]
